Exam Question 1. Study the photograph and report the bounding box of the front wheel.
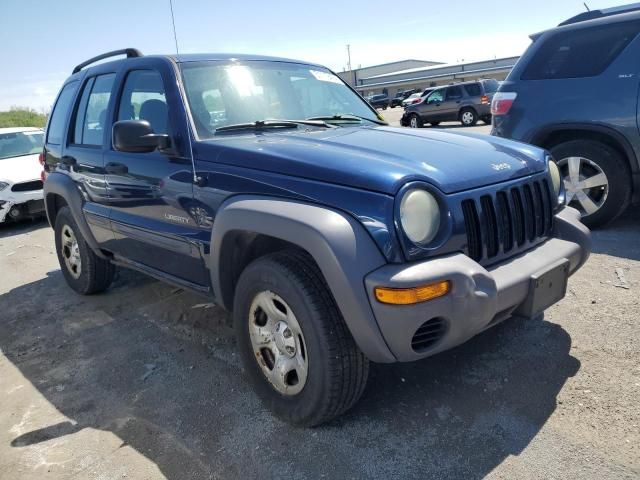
[408,113,423,128]
[233,250,369,426]
[460,108,478,126]
[54,206,115,294]
[551,140,631,228]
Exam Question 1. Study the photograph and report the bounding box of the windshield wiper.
[306,114,388,125]
[215,119,334,133]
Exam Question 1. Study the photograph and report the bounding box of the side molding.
[210,195,396,363]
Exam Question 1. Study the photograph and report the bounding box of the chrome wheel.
[248,291,308,395]
[60,224,82,279]
[558,156,609,216]
[461,111,475,125]
[409,115,419,128]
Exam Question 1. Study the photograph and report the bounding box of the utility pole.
[346,44,355,86]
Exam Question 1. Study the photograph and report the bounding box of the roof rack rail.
[72,48,143,74]
[559,2,640,26]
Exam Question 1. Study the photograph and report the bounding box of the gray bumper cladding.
[365,207,591,362]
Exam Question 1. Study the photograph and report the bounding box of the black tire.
[382,105,388,110]
[233,250,369,427]
[459,108,478,126]
[481,115,492,125]
[429,121,441,127]
[54,206,115,295]
[551,140,631,228]
[408,113,423,128]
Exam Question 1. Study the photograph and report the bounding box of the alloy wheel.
[558,156,609,216]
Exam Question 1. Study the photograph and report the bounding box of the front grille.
[11,180,43,192]
[461,178,554,264]
[411,318,447,352]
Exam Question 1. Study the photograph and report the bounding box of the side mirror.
[112,120,170,153]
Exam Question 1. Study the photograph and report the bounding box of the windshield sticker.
[310,70,342,84]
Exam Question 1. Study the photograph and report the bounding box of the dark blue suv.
[43,49,590,426]
[492,5,640,228]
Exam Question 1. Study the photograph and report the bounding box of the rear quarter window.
[463,83,481,96]
[522,21,640,80]
[46,81,79,145]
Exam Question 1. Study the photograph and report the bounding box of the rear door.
[63,70,117,244]
[103,58,209,287]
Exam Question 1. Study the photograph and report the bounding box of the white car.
[401,93,421,107]
[0,127,46,223]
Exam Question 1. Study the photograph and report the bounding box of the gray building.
[339,56,519,97]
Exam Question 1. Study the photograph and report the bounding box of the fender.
[210,195,397,363]
[527,122,640,172]
[43,172,108,260]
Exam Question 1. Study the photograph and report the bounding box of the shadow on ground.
[589,207,640,261]
[1,265,579,479]
[0,217,47,239]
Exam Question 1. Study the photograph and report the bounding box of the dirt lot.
[0,127,638,479]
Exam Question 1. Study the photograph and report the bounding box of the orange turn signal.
[374,281,451,305]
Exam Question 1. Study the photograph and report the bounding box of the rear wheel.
[460,108,478,126]
[54,206,115,294]
[409,113,423,128]
[233,250,369,426]
[551,140,631,228]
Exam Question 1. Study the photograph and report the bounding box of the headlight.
[548,159,562,200]
[399,189,440,244]
[0,181,9,191]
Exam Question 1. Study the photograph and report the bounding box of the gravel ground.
[0,124,638,479]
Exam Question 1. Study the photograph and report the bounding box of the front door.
[418,89,445,122]
[103,62,209,287]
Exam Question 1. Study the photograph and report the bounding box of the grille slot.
[411,318,447,352]
[11,180,43,192]
[461,178,554,265]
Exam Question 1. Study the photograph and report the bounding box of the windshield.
[0,131,44,160]
[181,61,380,138]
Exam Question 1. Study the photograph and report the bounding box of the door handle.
[61,155,77,166]
[105,162,128,174]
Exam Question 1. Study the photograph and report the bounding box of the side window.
[446,86,463,100]
[463,83,481,97]
[71,74,116,146]
[117,70,169,135]
[427,90,444,104]
[522,21,640,80]
[46,81,79,145]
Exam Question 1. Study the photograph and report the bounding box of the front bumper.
[0,189,45,222]
[364,207,590,362]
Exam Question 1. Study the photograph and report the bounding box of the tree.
[0,107,48,128]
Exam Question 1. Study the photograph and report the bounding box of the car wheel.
[233,250,369,427]
[429,122,441,127]
[460,108,478,126]
[409,113,423,128]
[54,206,115,294]
[382,105,388,110]
[481,115,492,125]
[551,140,631,228]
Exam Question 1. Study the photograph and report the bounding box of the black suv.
[367,93,390,110]
[492,4,640,228]
[401,79,498,128]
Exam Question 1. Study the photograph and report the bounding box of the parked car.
[390,92,407,108]
[402,87,436,108]
[43,49,590,426]
[401,80,498,128]
[0,127,45,223]
[368,93,390,110]
[492,4,640,228]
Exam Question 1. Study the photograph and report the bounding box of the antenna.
[583,2,590,11]
[168,0,199,185]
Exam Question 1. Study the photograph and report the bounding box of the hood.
[0,154,42,185]
[198,126,547,195]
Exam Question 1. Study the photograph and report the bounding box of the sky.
[0,0,627,111]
